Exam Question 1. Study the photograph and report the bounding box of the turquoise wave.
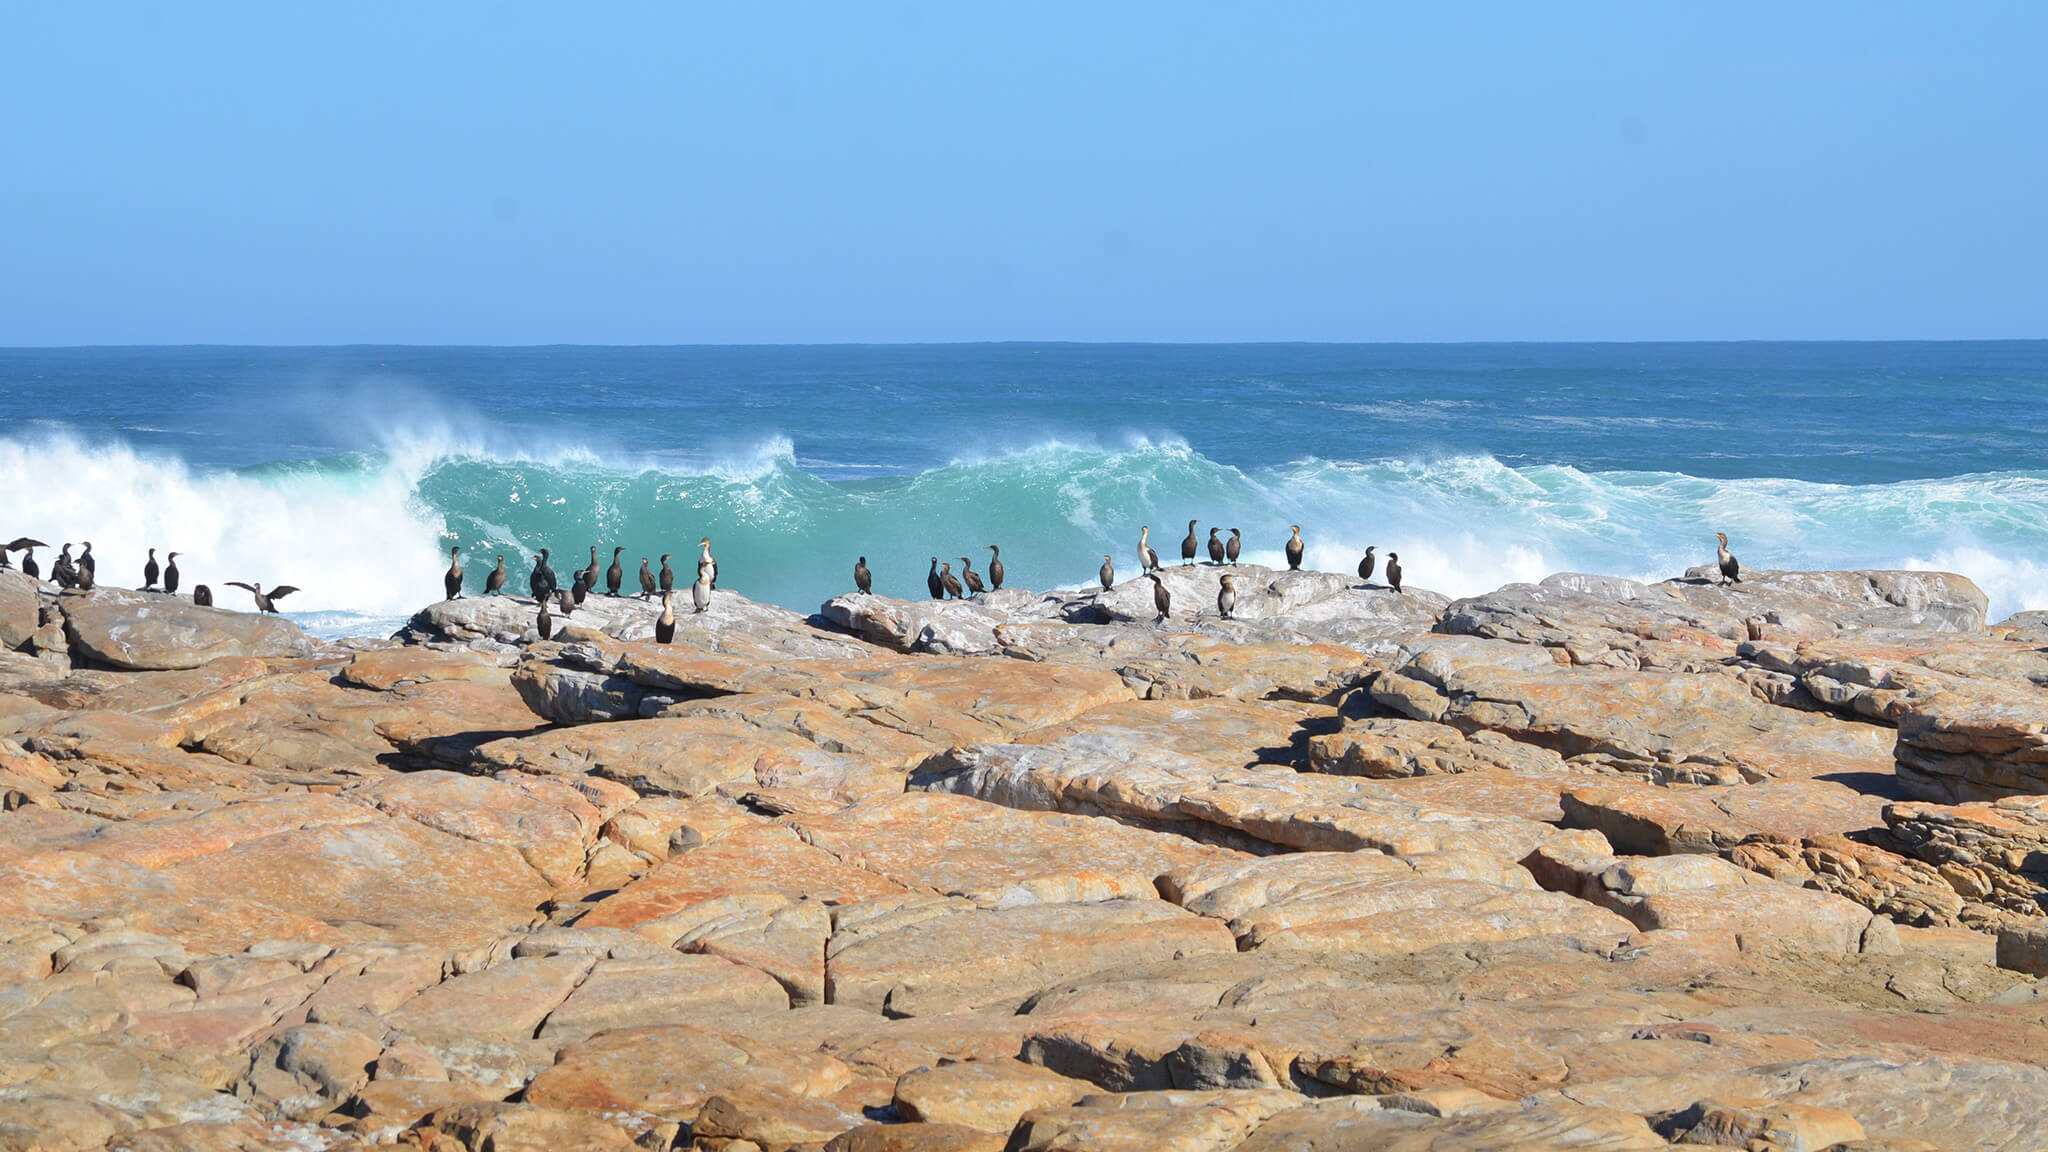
[5,430,2046,637]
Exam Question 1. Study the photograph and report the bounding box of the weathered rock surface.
[60,588,317,671]
[0,566,2041,1151]
[0,570,37,651]
[1884,795,2048,925]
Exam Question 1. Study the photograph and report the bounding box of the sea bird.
[1715,532,1742,585]
[225,581,298,614]
[655,590,676,643]
[528,549,556,601]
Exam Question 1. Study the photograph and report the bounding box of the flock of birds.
[0,538,296,612]
[456,537,724,642]
[0,525,1747,638]
[897,526,1400,622]
[1104,522,1405,621]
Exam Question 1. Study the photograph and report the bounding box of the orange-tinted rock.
[535,952,790,1043]
[892,1060,1093,1132]
[789,791,1241,907]
[826,899,1237,1017]
[469,715,859,799]
[523,1025,853,1121]
[413,1100,639,1151]
[576,823,909,944]
[1560,779,1890,856]
[60,588,316,672]
[825,1123,1007,1152]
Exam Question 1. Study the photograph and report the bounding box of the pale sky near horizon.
[3,4,2043,345]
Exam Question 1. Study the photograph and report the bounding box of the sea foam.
[5,430,2045,634]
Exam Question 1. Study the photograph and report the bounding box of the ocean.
[3,342,2045,638]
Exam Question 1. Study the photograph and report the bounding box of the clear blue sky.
[3,4,2042,344]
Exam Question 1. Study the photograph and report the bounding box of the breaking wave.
[5,430,2045,636]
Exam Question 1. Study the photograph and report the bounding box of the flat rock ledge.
[0,565,2044,1151]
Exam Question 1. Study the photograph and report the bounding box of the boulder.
[1389,636,1895,782]
[0,569,36,650]
[60,588,313,671]
[1894,680,2048,802]
[819,589,1065,655]
[892,1060,1093,1131]
[1665,1097,1865,1150]
[1997,921,2048,976]
[1883,795,2048,921]
[1559,780,1890,856]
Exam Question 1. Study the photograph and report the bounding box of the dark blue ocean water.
[3,342,2045,632]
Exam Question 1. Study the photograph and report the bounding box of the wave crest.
[4,430,2045,633]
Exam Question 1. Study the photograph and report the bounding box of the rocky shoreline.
[0,561,2044,1151]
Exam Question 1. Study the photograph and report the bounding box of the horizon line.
[6,336,2048,352]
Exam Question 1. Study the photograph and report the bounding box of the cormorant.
[1715,532,1742,585]
[1147,572,1171,621]
[225,581,299,614]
